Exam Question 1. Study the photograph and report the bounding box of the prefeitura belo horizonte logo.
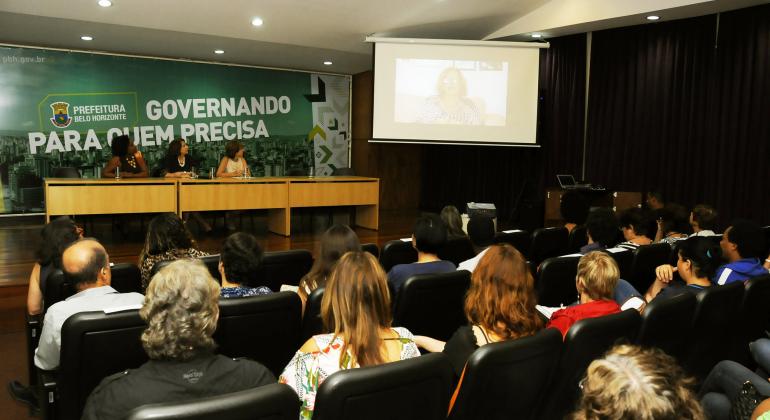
[50,101,73,128]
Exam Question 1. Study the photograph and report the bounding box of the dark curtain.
[419,34,587,227]
[586,4,770,226]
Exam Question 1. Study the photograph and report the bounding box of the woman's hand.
[654,264,676,283]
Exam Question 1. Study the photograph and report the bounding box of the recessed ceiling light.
[98,0,112,7]
[531,33,542,38]
[214,49,225,54]
[647,15,660,21]
[323,61,333,66]
[81,35,94,41]
[251,17,264,27]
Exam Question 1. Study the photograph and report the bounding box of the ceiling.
[0,0,768,74]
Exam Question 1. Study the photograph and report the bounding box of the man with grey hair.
[82,259,274,419]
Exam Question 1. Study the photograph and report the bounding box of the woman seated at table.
[139,213,209,289]
[219,232,272,298]
[27,217,83,315]
[645,236,717,302]
[162,138,211,232]
[216,140,250,178]
[101,135,148,178]
[279,251,420,420]
[414,244,543,377]
[295,224,361,312]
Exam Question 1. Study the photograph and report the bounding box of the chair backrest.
[636,292,696,361]
[539,309,642,419]
[149,254,222,283]
[214,291,301,376]
[607,249,634,280]
[259,249,313,291]
[58,310,148,420]
[392,271,471,341]
[628,243,672,293]
[448,328,563,420]
[684,281,745,380]
[731,274,770,366]
[362,243,380,259]
[300,286,326,343]
[43,269,74,313]
[762,226,770,256]
[494,230,530,256]
[126,383,300,420]
[110,263,143,294]
[380,240,418,272]
[52,167,81,178]
[312,353,454,420]
[437,237,476,266]
[529,227,568,266]
[536,256,580,307]
[567,225,588,254]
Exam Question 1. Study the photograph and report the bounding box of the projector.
[466,202,496,219]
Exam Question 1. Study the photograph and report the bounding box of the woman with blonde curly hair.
[572,344,704,420]
[280,251,420,420]
[415,244,544,376]
[82,259,274,419]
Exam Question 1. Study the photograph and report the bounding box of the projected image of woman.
[418,67,482,125]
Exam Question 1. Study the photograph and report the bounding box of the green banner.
[0,46,351,213]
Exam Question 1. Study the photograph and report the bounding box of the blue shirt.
[387,260,456,293]
[714,258,768,285]
[220,286,272,299]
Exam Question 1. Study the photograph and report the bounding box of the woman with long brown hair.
[415,243,543,376]
[279,251,420,420]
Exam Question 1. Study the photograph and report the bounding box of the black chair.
[362,243,380,259]
[539,309,642,419]
[214,292,301,377]
[150,254,222,284]
[380,240,417,272]
[41,310,148,420]
[536,256,580,307]
[529,227,568,266]
[567,225,588,254]
[312,353,454,420]
[762,226,770,256]
[494,230,530,256]
[683,281,745,381]
[110,263,143,294]
[730,274,770,366]
[51,167,81,178]
[300,287,326,343]
[392,271,471,341]
[25,313,42,387]
[447,328,563,420]
[627,243,672,293]
[607,249,634,281]
[636,292,696,361]
[126,383,300,420]
[43,269,74,313]
[259,249,314,291]
[437,237,476,266]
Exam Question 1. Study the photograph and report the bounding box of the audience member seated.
[27,217,83,315]
[414,244,543,376]
[457,216,495,272]
[101,135,148,178]
[139,213,209,289]
[560,190,589,234]
[714,220,768,285]
[581,208,620,254]
[616,207,654,251]
[295,224,360,311]
[699,338,770,420]
[644,237,716,303]
[441,205,467,239]
[279,251,420,419]
[546,252,621,339]
[645,190,665,211]
[82,260,274,419]
[572,344,704,420]
[387,214,455,293]
[219,232,272,298]
[689,204,720,237]
[654,203,691,246]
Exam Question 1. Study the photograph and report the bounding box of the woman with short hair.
[82,259,274,419]
[219,232,272,298]
[216,140,250,178]
[280,251,420,420]
[138,213,209,289]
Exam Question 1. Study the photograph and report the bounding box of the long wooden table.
[45,176,380,236]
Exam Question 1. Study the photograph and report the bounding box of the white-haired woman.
[82,259,274,419]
